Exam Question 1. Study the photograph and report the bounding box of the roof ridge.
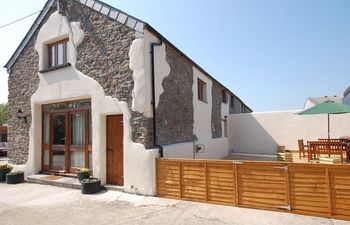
[78,0,145,34]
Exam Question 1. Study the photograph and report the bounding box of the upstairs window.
[197,78,207,102]
[230,95,234,107]
[48,39,68,68]
[222,90,227,103]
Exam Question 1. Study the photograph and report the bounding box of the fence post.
[326,167,332,216]
[234,163,239,206]
[155,158,158,196]
[205,162,208,201]
[179,161,182,199]
[284,164,291,211]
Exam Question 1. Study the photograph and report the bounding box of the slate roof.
[344,86,350,97]
[308,95,343,105]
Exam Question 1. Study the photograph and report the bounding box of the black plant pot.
[0,170,11,182]
[81,179,101,194]
[77,171,90,181]
[6,172,24,184]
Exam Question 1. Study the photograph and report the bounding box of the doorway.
[41,99,92,174]
[106,115,124,185]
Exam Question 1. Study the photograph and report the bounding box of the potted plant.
[76,168,91,181]
[0,164,13,182]
[81,177,101,194]
[6,171,24,184]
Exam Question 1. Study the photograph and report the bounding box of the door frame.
[41,99,92,174]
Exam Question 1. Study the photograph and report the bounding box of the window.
[48,39,68,68]
[222,90,227,103]
[230,95,234,107]
[197,78,207,102]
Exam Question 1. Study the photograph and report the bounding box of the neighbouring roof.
[344,86,350,97]
[3,0,253,112]
[307,95,343,105]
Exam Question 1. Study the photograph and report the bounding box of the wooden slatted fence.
[156,158,350,221]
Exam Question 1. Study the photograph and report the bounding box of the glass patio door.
[70,111,86,171]
[42,100,92,174]
[52,114,66,171]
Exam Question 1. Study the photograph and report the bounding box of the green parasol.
[297,101,350,139]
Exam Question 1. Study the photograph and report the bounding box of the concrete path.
[0,182,349,225]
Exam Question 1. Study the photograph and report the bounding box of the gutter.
[150,40,164,157]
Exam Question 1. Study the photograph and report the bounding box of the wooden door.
[106,115,124,185]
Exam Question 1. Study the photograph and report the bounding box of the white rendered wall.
[132,29,171,118]
[22,11,159,195]
[193,67,212,142]
[162,67,229,160]
[162,137,228,160]
[143,30,170,108]
[221,95,230,137]
[229,110,350,154]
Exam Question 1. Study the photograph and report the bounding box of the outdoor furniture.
[340,136,350,163]
[307,141,346,163]
[298,139,309,159]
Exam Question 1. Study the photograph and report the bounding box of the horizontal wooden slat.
[156,158,350,221]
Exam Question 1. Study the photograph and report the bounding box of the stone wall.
[64,0,153,147]
[7,37,40,164]
[211,83,222,138]
[7,0,154,164]
[155,46,194,145]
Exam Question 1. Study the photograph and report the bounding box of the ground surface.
[0,183,349,225]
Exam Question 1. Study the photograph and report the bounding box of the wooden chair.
[307,141,320,162]
[298,139,309,159]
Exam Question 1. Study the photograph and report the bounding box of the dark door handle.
[107,148,113,151]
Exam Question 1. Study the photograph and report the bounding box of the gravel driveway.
[0,183,349,225]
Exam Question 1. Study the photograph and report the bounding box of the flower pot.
[6,172,24,184]
[77,171,90,181]
[81,179,101,194]
[0,170,11,182]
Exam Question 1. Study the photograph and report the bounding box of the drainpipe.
[150,40,163,157]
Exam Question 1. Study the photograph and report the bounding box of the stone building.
[4,0,251,195]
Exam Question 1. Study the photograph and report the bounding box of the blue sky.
[0,0,349,111]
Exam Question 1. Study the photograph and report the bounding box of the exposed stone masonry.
[211,83,222,138]
[7,0,153,164]
[155,46,194,145]
[64,1,153,147]
[7,38,40,164]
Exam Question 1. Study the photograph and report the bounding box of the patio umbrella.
[297,101,350,139]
